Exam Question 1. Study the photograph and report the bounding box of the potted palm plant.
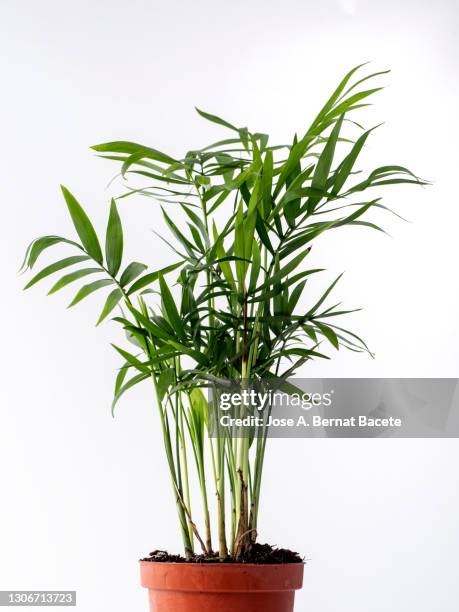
[21,65,424,612]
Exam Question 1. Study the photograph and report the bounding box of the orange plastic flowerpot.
[140,561,304,612]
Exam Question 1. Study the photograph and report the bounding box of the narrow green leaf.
[162,207,197,258]
[315,321,339,349]
[280,222,337,259]
[338,70,390,101]
[111,372,149,416]
[157,368,175,402]
[309,63,367,131]
[212,221,236,288]
[97,288,123,325]
[234,202,246,288]
[181,204,209,248]
[279,347,330,360]
[187,222,205,252]
[48,268,101,294]
[159,274,186,340]
[127,261,183,295]
[243,179,260,262]
[114,362,129,396]
[61,186,103,264]
[331,126,377,195]
[325,88,382,122]
[327,323,373,355]
[258,251,311,290]
[308,115,344,212]
[23,255,89,289]
[261,150,273,218]
[306,273,343,316]
[255,213,274,254]
[125,306,174,342]
[91,141,176,165]
[288,280,307,314]
[195,108,238,132]
[249,239,261,293]
[333,201,376,227]
[105,199,123,276]
[167,340,208,366]
[120,262,148,287]
[111,344,150,373]
[21,235,82,271]
[68,279,114,307]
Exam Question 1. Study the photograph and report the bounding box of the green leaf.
[257,251,312,290]
[309,63,368,131]
[306,273,343,316]
[21,235,82,271]
[307,115,344,212]
[105,199,123,276]
[333,201,376,227]
[111,344,150,373]
[187,222,205,252]
[255,213,274,254]
[279,347,330,360]
[181,204,209,248]
[280,221,338,259]
[114,362,129,396]
[162,207,197,259]
[338,69,390,101]
[261,149,273,218]
[91,141,176,165]
[212,221,236,289]
[23,255,89,289]
[68,279,114,307]
[61,186,103,264]
[112,371,149,416]
[243,179,260,262]
[331,126,377,195]
[189,387,208,443]
[249,239,261,293]
[314,321,339,349]
[124,304,175,342]
[97,288,123,325]
[120,262,148,287]
[326,88,382,122]
[157,367,175,402]
[48,268,101,294]
[288,280,307,314]
[234,202,246,288]
[159,274,186,340]
[127,261,183,295]
[195,108,238,132]
[167,340,208,366]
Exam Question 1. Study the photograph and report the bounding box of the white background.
[1,0,458,610]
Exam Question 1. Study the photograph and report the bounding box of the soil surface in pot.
[141,542,303,564]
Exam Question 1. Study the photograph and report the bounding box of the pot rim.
[139,560,305,567]
[140,559,305,592]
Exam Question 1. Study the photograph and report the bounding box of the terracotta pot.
[140,561,304,612]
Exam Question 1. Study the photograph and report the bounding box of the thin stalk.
[199,462,212,554]
[136,299,193,558]
[216,433,228,559]
[178,393,193,547]
[152,385,193,557]
[234,282,253,557]
[194,173,228,560]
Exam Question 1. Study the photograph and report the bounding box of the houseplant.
[21,64,424,611]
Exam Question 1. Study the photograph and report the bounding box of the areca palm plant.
[22,65,425,561]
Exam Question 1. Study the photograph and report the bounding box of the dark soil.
[141,542,303,564]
